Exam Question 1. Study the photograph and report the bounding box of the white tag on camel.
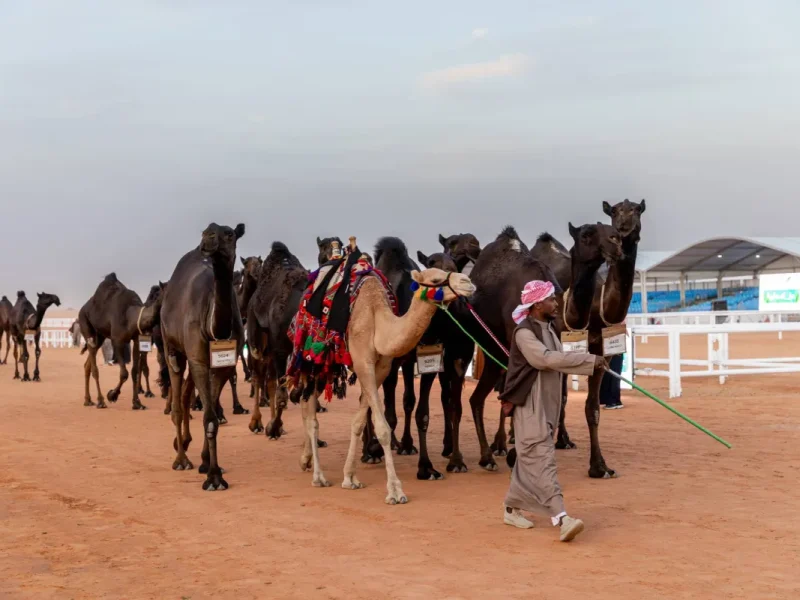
[210,340,237,368]
[416,344,444,374]
[560,330,588,353]
[138,335,152,353]
[602,324,628,356]
[24,330,36,343]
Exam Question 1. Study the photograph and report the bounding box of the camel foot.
[249,417,264,434]
[390,433,400,451]
[506,447,517,469]
[259,398,267,407]
[84,398,95,407]
[144,391,155,398]
[555,439,577,450]
[312,475,331,488]
[417,462,444,481]
[192,398,202,411]
[361,455,382,464]
[479,457,499,472]
[13,373,20,380]
[96,400,108,409]
[316,404,327,413]
[441,439,453,458]
[589,462,618,479]
[172,456,194,470]
[397,438,418,456]
[22,374,31,382]
[300,454,312,471]
[218,415,228,425]
[32,373,40,382]
[342,478,365,490]
[490,437,508,457]
[163,403,171,416]
[202,471,228,491]
[317,439,327,448]
[106,389,119,403]
[232,404,249,415]
[446,453,468,473]
[132,399,147,410]
[385,488,408,505]
[265,419,283,440]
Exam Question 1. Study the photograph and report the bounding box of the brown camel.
[78,276,165,408]
[0,295,13,365]
[10,291,61,381]
[297,258,475,503]
[246,242,310,439]
[316,236,344,266]
[439,233,482,273]
[490,223,623,460]
[162,222,245,491]
[237,255,261,384]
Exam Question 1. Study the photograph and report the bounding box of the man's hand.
[594,356,609,372]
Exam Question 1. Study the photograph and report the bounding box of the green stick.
[604,368,732,449]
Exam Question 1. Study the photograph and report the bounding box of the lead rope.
[598,282,625,327]
[136,307,145,336]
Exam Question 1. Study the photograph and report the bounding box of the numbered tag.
[560,330,588,353]
[416,344,444,374]
[602,324,628,356]
[24,329,36,343]
[210,340,238,368]
[138,335,152,353]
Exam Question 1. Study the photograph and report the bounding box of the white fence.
[630,321,800,398]
[14,318,78,349]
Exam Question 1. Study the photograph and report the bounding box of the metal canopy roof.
[638,237,800,275]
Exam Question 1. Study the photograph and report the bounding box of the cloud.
[420,53,532,89]
[472,28,488,40]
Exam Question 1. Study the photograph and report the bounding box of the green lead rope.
[434,304,732,450]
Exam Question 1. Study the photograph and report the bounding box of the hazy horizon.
[2,1,799,306]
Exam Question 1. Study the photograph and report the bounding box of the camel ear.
[439,234,448,248]
[417,251,428,265]
[568,222,580,239]
[234,223,245,239]
[639,199,646,213]
[240,256,246,267]
[316,236,323,247]
[410,270,422,283]
[159,281,166,289]
[602,201,613,216]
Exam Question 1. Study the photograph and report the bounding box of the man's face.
[534,295,559,321]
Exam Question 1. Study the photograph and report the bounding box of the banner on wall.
[759,273,800,311]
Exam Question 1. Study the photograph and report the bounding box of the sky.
[1,1,799,307]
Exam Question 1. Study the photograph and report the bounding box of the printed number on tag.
[602,324,627,356]
[139,335,152,352]
[416,344,444,374]
[210,340,237,368]
[561,331,588,353]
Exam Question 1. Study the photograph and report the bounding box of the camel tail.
[80,345,88,355]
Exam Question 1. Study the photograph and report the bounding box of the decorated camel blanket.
[286,249,397,402]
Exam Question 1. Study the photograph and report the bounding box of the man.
[599,353,624,409]
[500,280,606,542]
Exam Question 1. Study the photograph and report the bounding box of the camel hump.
[103,272,119,283]
[374,236,416,271]
[498,225,521,241]
[271,241,291,255]
[16,290,25,298]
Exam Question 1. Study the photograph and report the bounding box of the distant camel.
[10,291,61,381]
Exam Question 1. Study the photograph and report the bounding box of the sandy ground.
[1,333,799,599]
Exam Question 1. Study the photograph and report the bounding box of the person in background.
[599,353,624,409]
[499,280,607,542]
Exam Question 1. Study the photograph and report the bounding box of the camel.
[490,222,623,461]
[458,223,621,471]
[78,276,165,408]
[10,291,61,381]
[0,295,13,365]
[438,233,482,273]
[162,222,245,491]
[316,236,344,266]
[70,319,83,349]
[294,250,475,504]
[246,242,310,439]
[237,255,262,384]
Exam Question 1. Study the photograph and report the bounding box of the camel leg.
[12,338,20,380]
[82,351,96,406]
[240,346,251,381]
[342,392,370,490]
[248,358,265,433]
[381,361,401,450]
[466,360,502,472]
[20,336,31,381]
[2,331,10,364]
[265,356,290,440]
[31,332,42,381]
[556,375,576,449]
[105,341,128,403]
[140,351,155,398]
[169,352,193,471]
[230,370,249,414]
[361,408,383,463]
[438,368,453,457]
[586,368,616,478]
[397,359,418,456]
[129,341,146,410]
[194,362,228,491]
[299,393,330,487]
[491,407,509,457]
[415,373,442,480]
[0,330,4,365]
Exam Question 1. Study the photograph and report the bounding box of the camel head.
[417,250,458,273]
[240,256,263,281]
[36,292,61,309]
[603,199,645,242]
[200,222,245,271]
[145,281,167,310]
[410,268,475,304]
[568,223,623,267]
[316,236,343,266]
[439,233,481,267]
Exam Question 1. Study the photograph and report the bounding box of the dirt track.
[1,334,799,599]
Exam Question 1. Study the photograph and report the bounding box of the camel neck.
[31,303,50,329]
[209,272,235,341]
[239,275,258,313]
[373,290,439,357]
[603,234,639,323]
[566,254,604,329]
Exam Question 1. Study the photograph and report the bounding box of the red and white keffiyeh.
[512,280,555,324]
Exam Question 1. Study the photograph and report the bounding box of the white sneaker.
[504,506,534,529]
[559,515,585,542]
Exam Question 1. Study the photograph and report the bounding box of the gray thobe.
[504,320,596,518]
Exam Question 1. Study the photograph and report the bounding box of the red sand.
[1,333,799,599]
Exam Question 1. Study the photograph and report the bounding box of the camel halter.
[562,288,589,333]
[410,272,457,303]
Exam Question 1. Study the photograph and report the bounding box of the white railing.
[630,321,800,398]
[627,310,800,326]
